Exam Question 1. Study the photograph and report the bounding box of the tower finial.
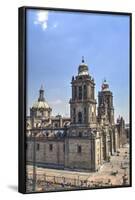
[82,56,84,63]
[102,78,109,91]
[40,84,44,90]
[102,78,106,84]
[38,84,45,101]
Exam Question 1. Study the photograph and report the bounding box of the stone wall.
[26,128,117,172]
[64,137,97,171]
[26,139,65,168]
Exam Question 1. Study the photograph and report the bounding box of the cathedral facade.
[26,58,124,172]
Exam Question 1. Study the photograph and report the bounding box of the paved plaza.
[26,144,130,192]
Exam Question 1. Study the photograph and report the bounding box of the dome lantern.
[101,79,109,91]
[31,85,51,110]
[38,85,45,102]
[78,56,89,76]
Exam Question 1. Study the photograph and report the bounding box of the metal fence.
[26,172,112,192]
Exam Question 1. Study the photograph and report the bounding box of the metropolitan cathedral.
[26,57,125,171]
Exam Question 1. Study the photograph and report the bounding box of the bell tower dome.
[78,56,89,76]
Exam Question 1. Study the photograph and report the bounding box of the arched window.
[49,144,53,151]
[84,107,87,123]
[36,143,40,151]
[78,112,82,124]
[79,86,82,100]
[83,85,87,99]
[79,132,82,137]
[55,123,58,127]
[74,86,77,99]
[77,145,82,153]
[63,144,65,152]
[73,108,76,123]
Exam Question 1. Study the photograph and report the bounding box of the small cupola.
[78,56,89,76]
[101,79,109,91]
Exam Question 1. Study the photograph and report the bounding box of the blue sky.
[26,9,130,123]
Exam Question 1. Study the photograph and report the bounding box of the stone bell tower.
[97,79,114,125]
[65,57,101,172]
[69,56,97,128]
[97,80,116,160]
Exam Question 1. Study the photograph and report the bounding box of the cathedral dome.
[78,56,89,76]
[32,101,50,109]
[31,85,50,110]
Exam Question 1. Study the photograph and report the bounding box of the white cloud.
[42,22,47,30]
[52,22,58,29]
[34,11,49,31]
[34,11,59,31]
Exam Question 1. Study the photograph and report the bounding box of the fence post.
[44,173,46,182]
[74,178,76,186]
[78,176,79,187]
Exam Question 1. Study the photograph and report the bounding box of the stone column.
[60,117,62,127]
[110,130,114,155]
[90,139,94,171]
[64,138,69,168]
[87,84,91,99]
[88,106,90,124]
[103,131,109,161]
[82,84,84,100]
[72,85,74,100]
[99,136,103,164]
